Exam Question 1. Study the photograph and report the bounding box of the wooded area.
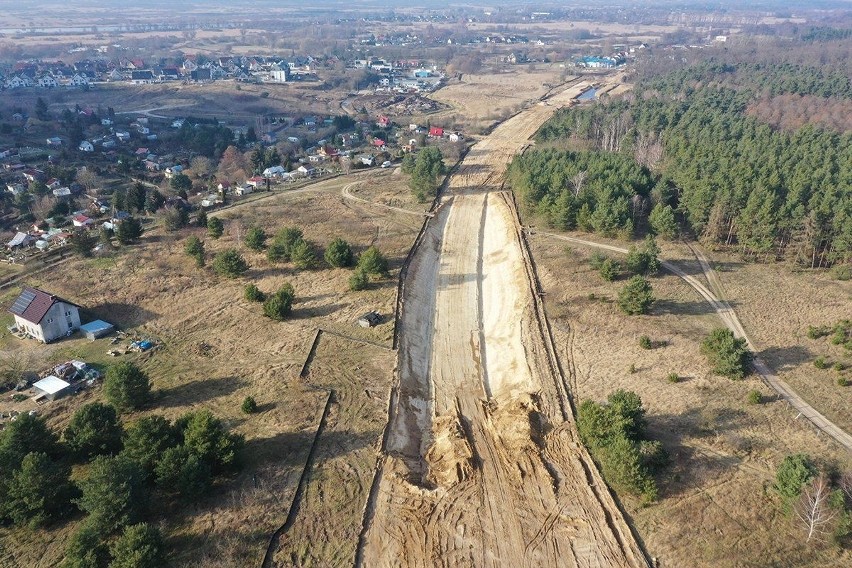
[508,59,852,267]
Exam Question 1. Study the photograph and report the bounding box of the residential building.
[8,286,82,343]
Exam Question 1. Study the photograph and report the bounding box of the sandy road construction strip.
[359,76,649,567]
[534,230,852,454]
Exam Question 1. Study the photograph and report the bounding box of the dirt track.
[358,76,649,567]
[536,231,852,455]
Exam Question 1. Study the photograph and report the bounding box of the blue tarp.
[80,320,114,339]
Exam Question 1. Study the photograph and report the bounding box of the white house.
[38,75,58,88]
[5,76,32,89]
[8,286,82,343]
[201,194,221,208]
[78,141,94,152]
[69,74,90,87]
[235,184,253,196]
[262,165,287,177]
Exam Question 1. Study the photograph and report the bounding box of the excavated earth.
[360,77,650,568]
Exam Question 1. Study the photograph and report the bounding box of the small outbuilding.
[80,319,115,340]
[33,375,71,400]
[357,311,383,328]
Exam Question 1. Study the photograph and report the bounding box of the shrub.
[69,230,97,258]
[639,335,652,349]
[120,416,179,476]
[577,390,658,503]
[242,396,258,414]
[290,238,317,269]
[357,246,389,276]
[747,390,762,405]
[244,226,267,251]
[4,452,75,528]
[618,276,654,315]
[244,283,265,302]
[589,251,607,270]
[807,325,830,339]
[349,268,369,291]
[267,227,303,262]
[839,377,849,387]
[649,203,677,240]
[324,238,354,268]
[0,413,60,472]
[195,210,208,228]
[162,206,189,231]
[63,521,108,568]
[774,454,817,513]
[263,283,295,320]
[628,363,637,374]
[104,362,151,411]
[207,216,224,239]
[830,328,847,345]
[666,372,680,383]
[625,236,661,276]
[154,446,212,501]
[177,409,244,473]
[701,328,751,379]
[598,257,621,281]
[115,217,143,245]
[184,235,205,267]
[64,402,124,459]
[814,357,828,370]
[830,264,851,281]
[75,455,146,534]
[213,249,249,278]
[109,523,166,568]
[833,362,845,372]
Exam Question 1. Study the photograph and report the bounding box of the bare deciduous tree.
[570,170,587,197]
[794,475,837,542]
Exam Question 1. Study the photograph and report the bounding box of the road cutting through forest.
[358,75,650,567]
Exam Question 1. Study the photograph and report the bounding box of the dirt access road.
[358,76,649,567]
[536,230,852,454]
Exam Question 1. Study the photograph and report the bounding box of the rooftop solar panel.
[9,289,35,316]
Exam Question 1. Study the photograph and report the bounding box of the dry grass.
[429,66,572,133]
[0,174,418,566]
[699,251,852,434]
[530,234,852,567]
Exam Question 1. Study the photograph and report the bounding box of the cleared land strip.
[534,230,852,454]
[359,77,649,567]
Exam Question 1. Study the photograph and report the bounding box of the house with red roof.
[8,286,81,342]
[429,126,444,137]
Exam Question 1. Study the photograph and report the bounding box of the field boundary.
[297,329,323,379]
[260,388,335,568]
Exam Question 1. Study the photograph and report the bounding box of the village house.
[38,75,59,88]
[8,286,82,343]
[78,141,95,152]
[164,164,184,179]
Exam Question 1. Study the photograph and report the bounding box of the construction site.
[354,75,651,567]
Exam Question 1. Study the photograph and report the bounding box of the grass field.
[0,171,420,567]
[528,233,852,567]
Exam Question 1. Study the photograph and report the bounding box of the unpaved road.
[535,231,852,454]
[359,76,649,567]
